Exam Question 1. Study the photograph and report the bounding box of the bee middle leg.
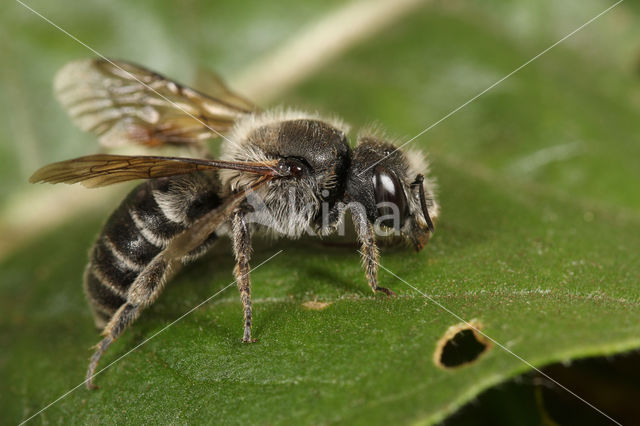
[231,210,254,342]
[348,203,396,297]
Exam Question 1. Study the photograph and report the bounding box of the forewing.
[55,59,257,148]
[29,154,280,188]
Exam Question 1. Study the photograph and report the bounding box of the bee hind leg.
[86,256,174,389]
[86,303,141,389]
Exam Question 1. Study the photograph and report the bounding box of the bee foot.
[85,379,99,390]
[374,286,396,297]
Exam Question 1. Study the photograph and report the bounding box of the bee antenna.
[412,174,435,233]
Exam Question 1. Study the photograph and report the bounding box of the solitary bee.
[30,59,439,389]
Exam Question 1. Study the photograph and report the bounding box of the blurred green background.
[2,0,640,424]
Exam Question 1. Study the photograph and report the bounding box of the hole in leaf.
[434,320,491,369]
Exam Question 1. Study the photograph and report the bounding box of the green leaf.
[2,0,640,424]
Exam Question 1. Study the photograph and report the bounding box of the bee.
[30,59,439,389]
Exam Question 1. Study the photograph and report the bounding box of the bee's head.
[345,133,439,251]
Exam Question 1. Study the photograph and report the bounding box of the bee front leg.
[348,203,396,297]
[231,210,254,342]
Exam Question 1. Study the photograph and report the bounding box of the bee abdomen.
[84,172,223,327]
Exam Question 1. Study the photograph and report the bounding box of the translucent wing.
[29,154,281,188]
[193,67,257,113]
[55,59,258,148]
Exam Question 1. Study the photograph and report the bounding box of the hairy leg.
[231,210,254,342]
[85,256,174,389]
[348,203,395,296]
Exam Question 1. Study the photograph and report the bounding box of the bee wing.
[30,154,281,188]
[193,67,258,113]
[55,59,258,148]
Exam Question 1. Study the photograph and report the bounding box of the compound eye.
[280,157,307,178]
[289,162,304,178]
[373,165,408,229]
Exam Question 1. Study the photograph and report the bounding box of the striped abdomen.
[84,171,223,328]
